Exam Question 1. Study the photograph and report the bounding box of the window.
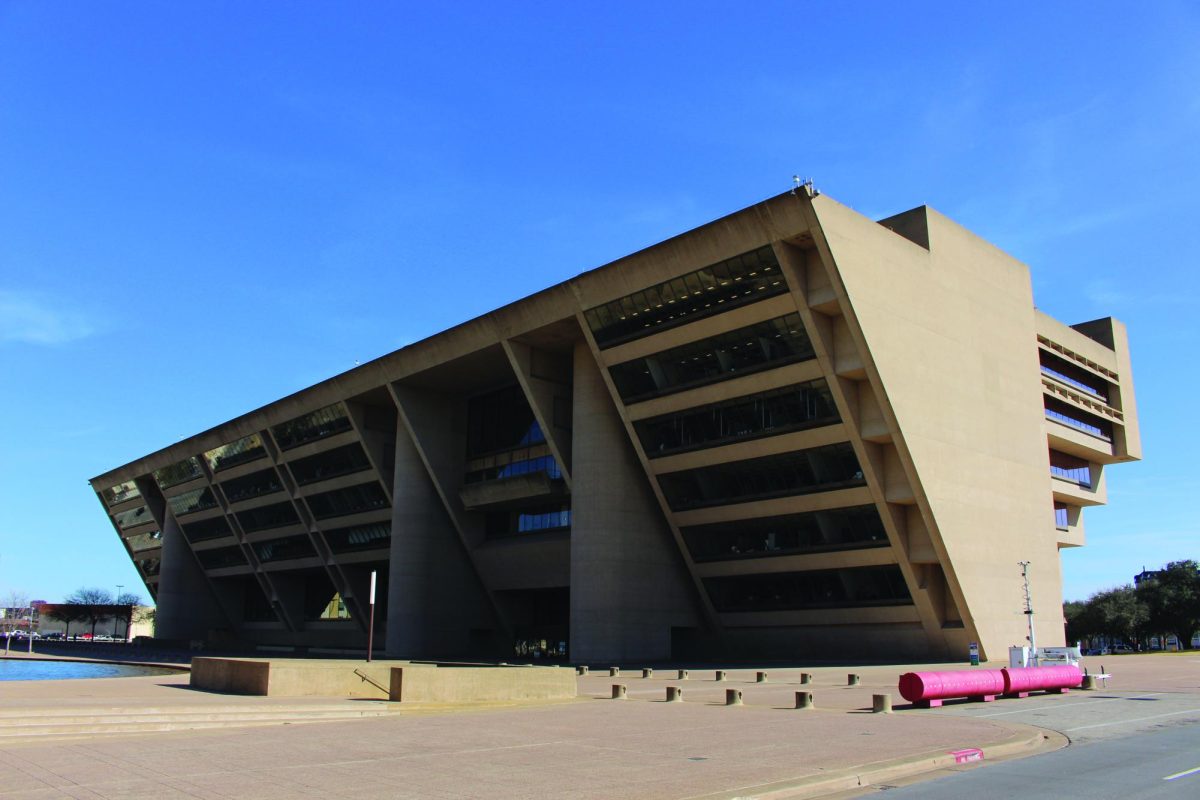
[608,314,814,403]
[182,516,232,543]
[635,380,838,457]
[704,566,911,612]
[196,546,246,570]
[466,385,544,456]
[304,482,390,520]
[113,504,154,530]
[204,433,267,472]
[485,505,572,537]
[681,505,886,562]
[220,469,283,504]
[585,246,788,347]
[101,480,141,506]
[236,501,300,533]
[323,522,391,554]
[287,443,372,485]
[464,453,561,484]
[272,403,353,451]
[657,442,864,512]
[124,530,162,553]
[167,487,218,517]
[253,535,316,563]
[154,457,203,489]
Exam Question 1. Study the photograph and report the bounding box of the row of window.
[1054,504,1070,528]
[101,479,141,506]
[124,530,163,554]
[114,504,154,530]
[204,433,267,473]
[585,245,787,348]
[221,469,284,504]
[465,454,562,485]
[485,505,572,537]
[253,535,316,563]
[1039,351,1109,401]
[658,442,864,512]
[704,565,911,613]
[681,505,887,562]
[467,384,546,457]
[634,380,838,458]
[272,403,353,451]
[609,314,815,403]
[1044,398,1112,441]
[167,487,218,517]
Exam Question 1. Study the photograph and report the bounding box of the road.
[850,677,1200,798]
[861,721,1200,798]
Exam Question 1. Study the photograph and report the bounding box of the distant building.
[37,604,154,641]
[90,191,1140,662]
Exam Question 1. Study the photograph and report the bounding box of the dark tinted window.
[124,530,163,553]
[585,246,787,347]
[154,457,203,489]
[236,501,300,533]
[305,482,390,520]
[167,487,218,517]
[272,403,352,451]
[253,535,317,563]
[657,443,863,512]
[204,433,267,472]
[609,314,814,403]
[465,454,561,484]
[682,505,886,562]
[196,546,247,570]
[635,380,838,457]
[221,468,283,503]
[182,516,232,543]
[288,443,372,485]
[323,522,392,554]
[705,566,911,612]
[114,505,154,530]
[101,480,141,506]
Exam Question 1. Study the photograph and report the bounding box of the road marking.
[1064,707,1200,732]
[1163,766,1200,781]
[972,692,1166,717]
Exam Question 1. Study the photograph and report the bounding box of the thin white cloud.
[0,289,95,345]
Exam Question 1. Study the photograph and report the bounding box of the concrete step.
[0,703,391,720]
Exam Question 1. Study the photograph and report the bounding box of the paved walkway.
[6,652,1188,799]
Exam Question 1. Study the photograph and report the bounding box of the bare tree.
[114,592,143,640]
[65,588,114,639]
[2,591,31,634]
[44,604,88,639]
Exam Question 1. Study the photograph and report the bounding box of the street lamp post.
[115,585,124,641]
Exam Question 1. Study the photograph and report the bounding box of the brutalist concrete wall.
[569,341,700,662]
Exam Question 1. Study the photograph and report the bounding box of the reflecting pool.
[0,660,175,681]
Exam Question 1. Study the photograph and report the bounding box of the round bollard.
[715,670,727,682]
[756,671,768,683]
[678,669,689,680]
[1081,674,1097,690]
[666,686,683,703]
[642,668,653,679]
[795,691,814,709]
[800,672,813,685]
[611,684,627,700]
[725,688,743,706]
[609,667,620,677]
[848,673,861,686]
[576,666,589,676]
[872,693,893,714]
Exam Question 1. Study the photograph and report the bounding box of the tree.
[43,604,88,639]
[64,588,114,639]
[114,592,142,640]
[1092,586,1149,649]
[1137,561,1200,650]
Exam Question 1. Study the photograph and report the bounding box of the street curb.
[692,722,1054,800]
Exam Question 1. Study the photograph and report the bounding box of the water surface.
[0,659,175,681]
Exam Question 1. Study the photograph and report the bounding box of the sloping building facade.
[90,190,1140,662]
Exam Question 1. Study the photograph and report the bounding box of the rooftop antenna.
[1019,561,1038,666]
[791,175,819,198]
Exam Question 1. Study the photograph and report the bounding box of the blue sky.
[1,2,1197,606]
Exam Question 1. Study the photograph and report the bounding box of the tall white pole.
[1019,561,1038,666]
[366,570,377,663]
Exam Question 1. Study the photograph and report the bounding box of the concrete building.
[90,190,1140,662]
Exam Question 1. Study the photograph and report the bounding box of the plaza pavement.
[2,652,1189,799]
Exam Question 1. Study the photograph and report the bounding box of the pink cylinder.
[1002,665,1082,694]
[898,669,1006,702]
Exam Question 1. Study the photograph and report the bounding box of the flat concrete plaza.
[1,653,1194,799]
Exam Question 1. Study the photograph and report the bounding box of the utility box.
[1039,646,1081,666]
[1009,646,1031,668]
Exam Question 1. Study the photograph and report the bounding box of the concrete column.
[569,341,700,663]
[154,513,229,641]
[385,423,494,658]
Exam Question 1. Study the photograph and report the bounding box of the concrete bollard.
[666,686,683,703]
[725,688,743,706]
[756,671,768,683]
[800,672,813,685]
[610,667,620,677]
[872,693,893,714]
[848,673,861,686]
[678,669,689,680]
[642,668,653,679]
[611,684,627,700]
[576,666,589,676]
[715,670,727,682]
[1081,674,1097,690]
[795,691,814,709]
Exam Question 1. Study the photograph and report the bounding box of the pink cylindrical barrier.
[1002,665,1082,696]
[898,670,1006,706]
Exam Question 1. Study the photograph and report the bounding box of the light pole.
[1019,561,1037,666]
[115,585,124,640]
